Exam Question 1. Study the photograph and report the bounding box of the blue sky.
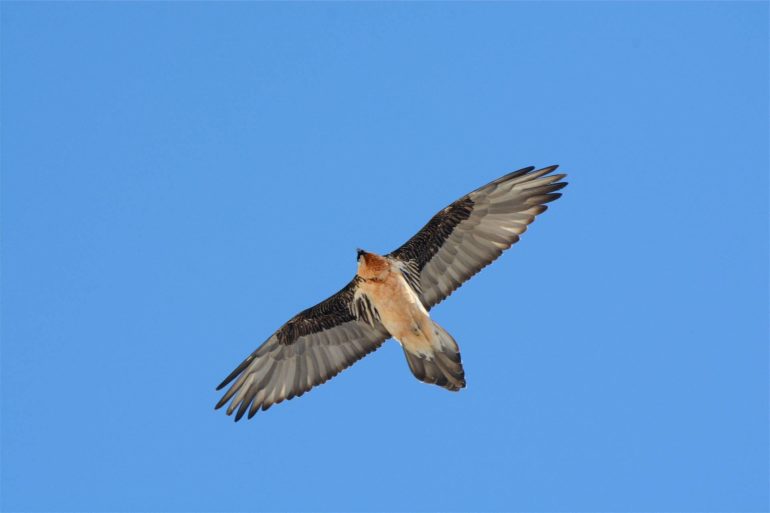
[2,2,767,512]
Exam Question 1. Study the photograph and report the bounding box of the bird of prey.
[216,165,567,420]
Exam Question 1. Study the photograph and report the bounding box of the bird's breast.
[360,271,432,349]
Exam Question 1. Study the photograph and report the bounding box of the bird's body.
[355,252,456,375]
[216,165,567,420]
[357,254,434,354]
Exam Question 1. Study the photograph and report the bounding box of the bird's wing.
[215,279,389,420]
[389,165,567,309]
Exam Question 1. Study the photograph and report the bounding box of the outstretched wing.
[215,280,389,420]
[389,165,567,309]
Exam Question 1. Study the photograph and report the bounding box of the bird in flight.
[216,165,567,420]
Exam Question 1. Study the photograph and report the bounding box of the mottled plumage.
[216,165,567,420]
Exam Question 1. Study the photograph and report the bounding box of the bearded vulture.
[215,165,567,420]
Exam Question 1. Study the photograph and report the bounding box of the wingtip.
[508,165,534,177]
[539,165,568,181]
[214,396,229,410]
[550,182,568,192]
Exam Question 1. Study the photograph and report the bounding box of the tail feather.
[403,321,466,391]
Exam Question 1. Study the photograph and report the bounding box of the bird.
[215,165,567,420]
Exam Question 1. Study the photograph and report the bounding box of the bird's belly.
[363,273,435,354]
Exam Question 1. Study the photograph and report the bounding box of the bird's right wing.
[389,165,567,309]
[215,279,390,420]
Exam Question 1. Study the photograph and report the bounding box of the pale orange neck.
[358,253,390,281]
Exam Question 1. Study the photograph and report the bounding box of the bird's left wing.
[389,165,567,309]
[215,279,389,420]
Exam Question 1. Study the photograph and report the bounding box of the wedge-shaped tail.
[403,320,466,391]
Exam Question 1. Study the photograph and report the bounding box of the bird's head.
[356,249,389,281]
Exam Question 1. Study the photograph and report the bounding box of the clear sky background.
[2,2,768,512]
